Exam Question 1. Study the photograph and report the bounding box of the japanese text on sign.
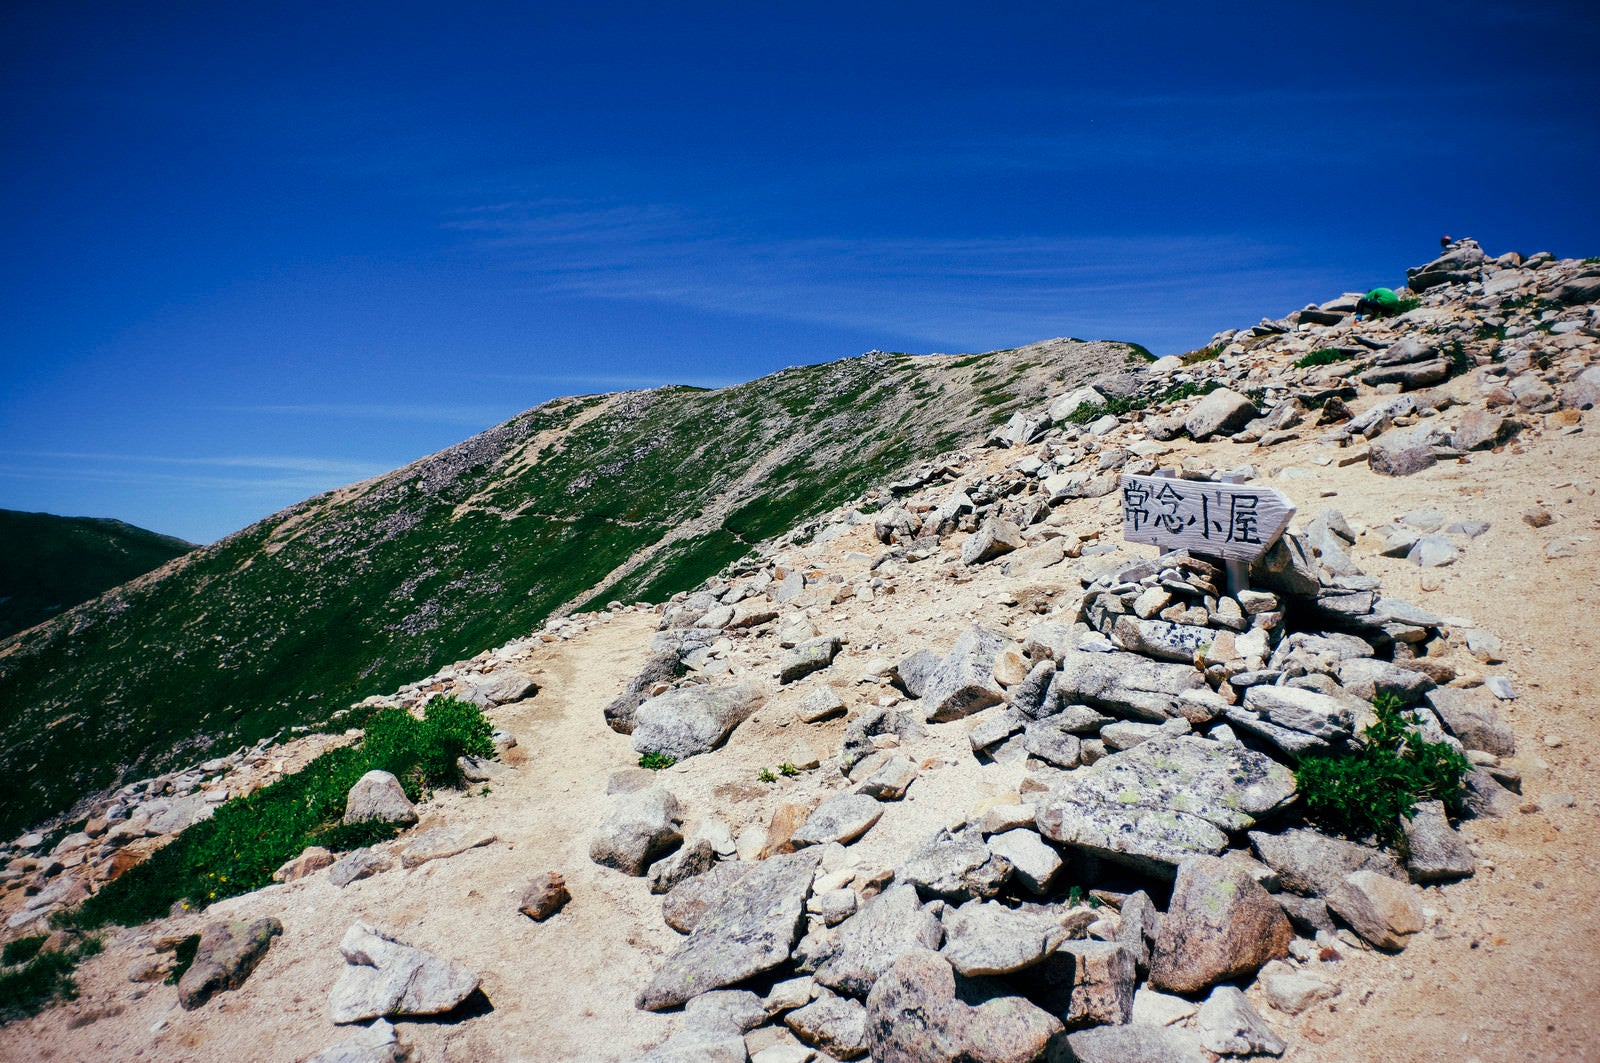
[1118,474,1295,562]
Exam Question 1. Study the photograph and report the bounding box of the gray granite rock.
[590,787,684,876]
[631,682,765,761]
[638,849,821,1010]
[790,794,884,848]
[1185,388,1258,441]
[329,923,481,1024]
[1149,856,1293,994]
[939,900,1062,976]
[816,883,943,999]
[342,771,417,826]
[1247,828,1404,898]
[896,827,1014,901]
[1325,869,1424,950]
[1196,985,1286,1056]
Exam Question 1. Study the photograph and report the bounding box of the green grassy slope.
[0,511,194,640]
[0,340,1138,837]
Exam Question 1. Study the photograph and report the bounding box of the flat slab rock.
[638,848,822,1010]
[939,899,1064,976]
[790,793,884,848]
[1034,736,1296,874]
[399,824,497,869]
[329,922,481,1024]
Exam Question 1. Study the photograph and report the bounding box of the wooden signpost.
[1118,472,1296,593]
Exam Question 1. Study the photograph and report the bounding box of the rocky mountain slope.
[0,509,193,641]
[4,239,1600,1062]
[0,339,1146,840]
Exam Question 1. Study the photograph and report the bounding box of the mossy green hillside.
[0,510,194,640]
[0,339,1140,838]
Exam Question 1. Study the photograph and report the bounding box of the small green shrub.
[0,934,101,1023]
[757,767,777,783]
[69,696,496,929]
[1295,693,1470,843]
[1,936,46,967]
[1394,296,1422,313]
[778,762,800,777]
[1180,345,1223,366]
[638,751,676,771]
[1294,348,1352,369]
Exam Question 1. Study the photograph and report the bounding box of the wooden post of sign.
[1220,472,1250,597]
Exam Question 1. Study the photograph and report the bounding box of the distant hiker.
[1440,234,1453,249]
[1355,287,1403,318]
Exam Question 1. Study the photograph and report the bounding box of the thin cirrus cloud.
[0,451,389,492]
[445,200,1311,348]
[225,403,513,426]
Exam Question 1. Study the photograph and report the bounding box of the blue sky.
[3,2,1597,544]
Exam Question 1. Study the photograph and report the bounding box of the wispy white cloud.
[220,403,510,426]
[444,199,1319,350]
[3,450,387,477]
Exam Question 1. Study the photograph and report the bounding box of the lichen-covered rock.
[176,917,283,1010]
[1149,855,1293,994]
[922,627,1008,722]
[1035,737,1296,875]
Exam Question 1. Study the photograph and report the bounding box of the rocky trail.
[3,239,1600,1062]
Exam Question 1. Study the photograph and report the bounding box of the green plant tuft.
[164,933,201,986]
[638,751,676,771]
[1294,693,1470,843]
[67,696,496,930]
[1,936,46,967]
[778,762,800,777]
[757,767,777,783]
[1294,348,1353,369]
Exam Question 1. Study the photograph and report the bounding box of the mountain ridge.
[0,339,1144,838]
